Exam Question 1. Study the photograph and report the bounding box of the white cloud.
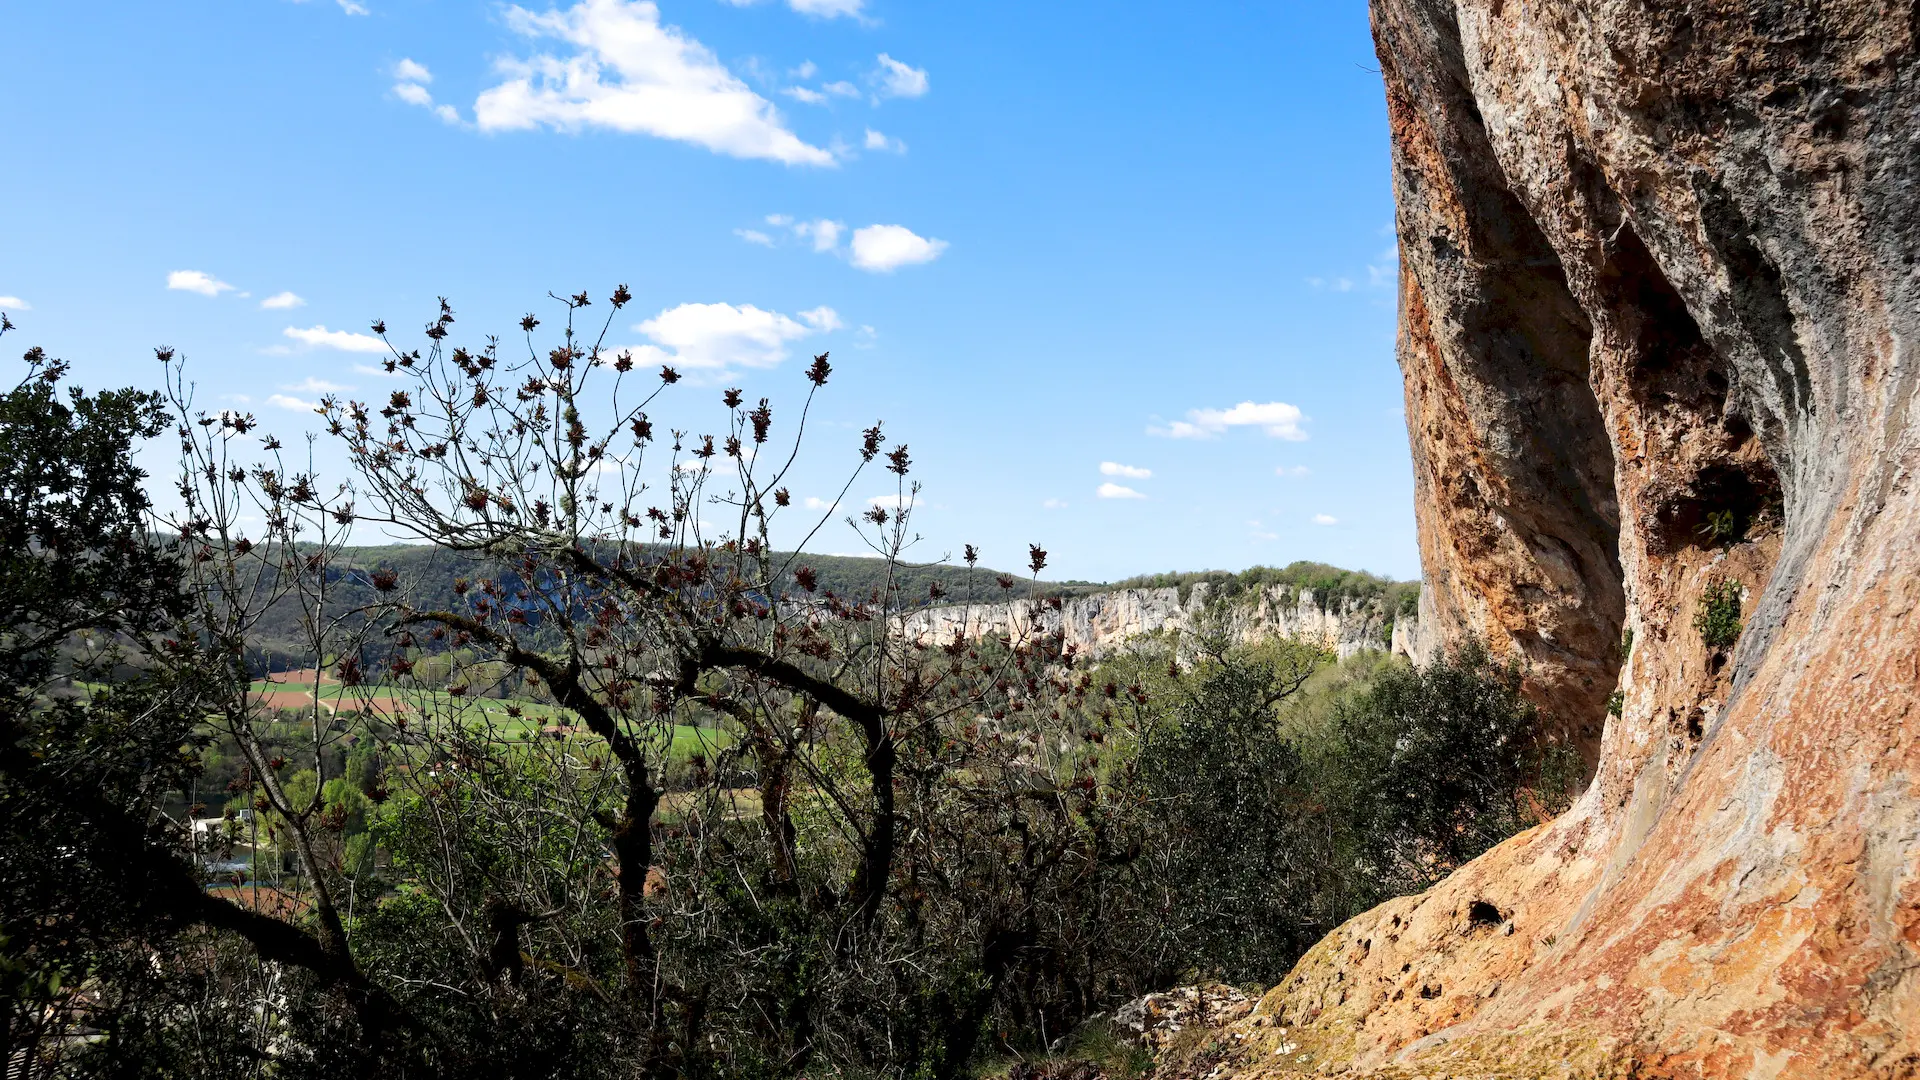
[628,301,837,373]
[795,305,843,331]
[338,0,369,13]
[1313,513,1338,526]
[260,291,306,310]
[1276,465,1311,477]
[267,393,320,412]
[284,325,390,353]
[782,86,827,105]
[1100,461,1151,480]
[1367,243,1399,288]
[1043,498,1067,510]
[353,363,406,378]
[790,0,863,16]
[393,59,462,124]
[734,228,775,246]
[720,0,861,15]
[1149,401,1308,441]
[863,127,906,153]
[674,458,737,480]
[867,492,910,511]
[790,61,817,79]
[850,224,946,272]
[167,270,235,297]
[793,218,844,251]
[282,377,352,394]
[821,80,859,98]
[871,53,928,99]
[764,213,792,226]
[802,496,834,511]
[474,0,834,166]
[0,296,29,310]
[1096,482,1145,500]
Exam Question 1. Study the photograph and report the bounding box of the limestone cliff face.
[1217,3,1920,1077]
[900,584,1419,662]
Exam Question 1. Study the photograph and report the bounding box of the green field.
[248,679,730,759]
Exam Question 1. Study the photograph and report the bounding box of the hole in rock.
[1467,900,1504,929]
[1652,463,1782,555]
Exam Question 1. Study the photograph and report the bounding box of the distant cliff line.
[900,579,1434,663]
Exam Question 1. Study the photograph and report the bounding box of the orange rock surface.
[1221,3,1920,1076]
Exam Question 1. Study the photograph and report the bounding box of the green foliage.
[1136,639,1554,984]
[1695,508,1745,546]
[1336,640,1554,895]
[1136,640,1343,981]
[1111,561,1418,615]
[1607,689,1625,717]
[0,347,271,1074]
[1694,578,1744,649]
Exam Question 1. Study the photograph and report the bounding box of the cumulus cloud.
[167,270,235,297]
[850,224,946,272]
[1313,513,1338,526]
[821,80,859,98]
[793,218,844,251]
[752,217,944,271]
[282,377,352,394]
[627,302,839,373]
[338,0,369,13]
[1100,461,1151,480]
[0,296,29,311]
[284,325,390,353]
[789,0,863,16]
[393,58,461,124]
[260,291,306,310]
[782,86,827,105]
[1096,483,1145,500]
[267,393,320,412]
[802,496,834,511]
[721,0,863,16]
[863,127,906,153]
[1149,401,1308,441]
[474,0,834,166]
[871,53,928,99]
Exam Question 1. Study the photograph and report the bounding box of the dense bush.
[1138,638,1565,984]
[1695,578,1744,649]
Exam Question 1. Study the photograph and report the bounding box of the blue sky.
[0,0,1412,582]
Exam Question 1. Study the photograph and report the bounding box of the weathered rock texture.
[899,584,1421,662]
[1215,3,1920,1077]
